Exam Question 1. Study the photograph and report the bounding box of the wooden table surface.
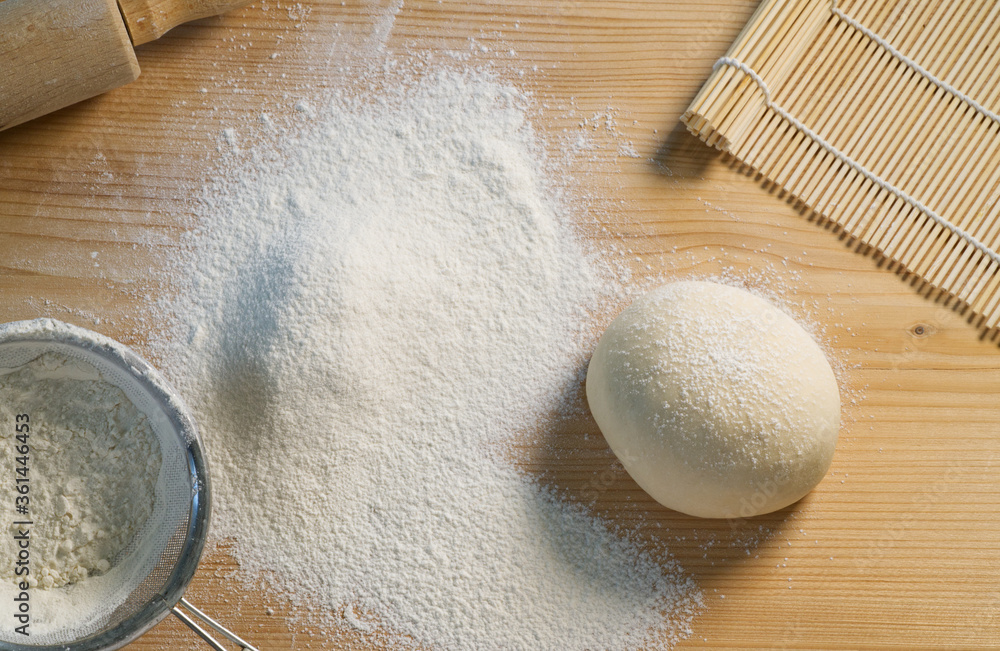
[1,1,998,648]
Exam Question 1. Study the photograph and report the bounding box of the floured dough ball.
[585,281,840,519]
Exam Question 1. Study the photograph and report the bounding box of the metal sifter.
[0,319,256,650]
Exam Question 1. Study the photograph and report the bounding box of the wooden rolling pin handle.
[117,0,252,46]
[0,0,140,132]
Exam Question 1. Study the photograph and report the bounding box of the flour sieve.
[0,319,256,650]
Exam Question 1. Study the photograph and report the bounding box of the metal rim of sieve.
[0,320,211,651]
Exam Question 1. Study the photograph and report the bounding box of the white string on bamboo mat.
[830,0,1000,126]
[711,6,1000,268]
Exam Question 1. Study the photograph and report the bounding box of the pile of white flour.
[154,66,700,648]
[0,352,161,589]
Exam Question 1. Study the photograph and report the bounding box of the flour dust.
[153,65,701,649]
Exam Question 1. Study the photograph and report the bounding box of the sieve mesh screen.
[0,322,207,650]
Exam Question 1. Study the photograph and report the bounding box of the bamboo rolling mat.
[682,0,1000,329]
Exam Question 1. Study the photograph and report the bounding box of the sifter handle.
[116,0,252,46]
[171,597,260,651]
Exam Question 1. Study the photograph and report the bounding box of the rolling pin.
[0,0,249,132]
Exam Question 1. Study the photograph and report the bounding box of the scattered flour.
[153,65,702,648]
[0,352,161,589]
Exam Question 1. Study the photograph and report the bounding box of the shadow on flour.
[207,236,302,461]
[521,356,799,590]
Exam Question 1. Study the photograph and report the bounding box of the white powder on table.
[154,65,700,648]
[0,352,161,589]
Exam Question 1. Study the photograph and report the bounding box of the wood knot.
[909,323,933,338]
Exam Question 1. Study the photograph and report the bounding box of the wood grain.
[0,1,996,648]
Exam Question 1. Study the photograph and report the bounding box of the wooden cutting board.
[0,1,997,648]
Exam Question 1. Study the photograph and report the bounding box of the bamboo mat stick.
[683,0,1000,328]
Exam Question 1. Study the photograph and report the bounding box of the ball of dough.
[585,281,840,519]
